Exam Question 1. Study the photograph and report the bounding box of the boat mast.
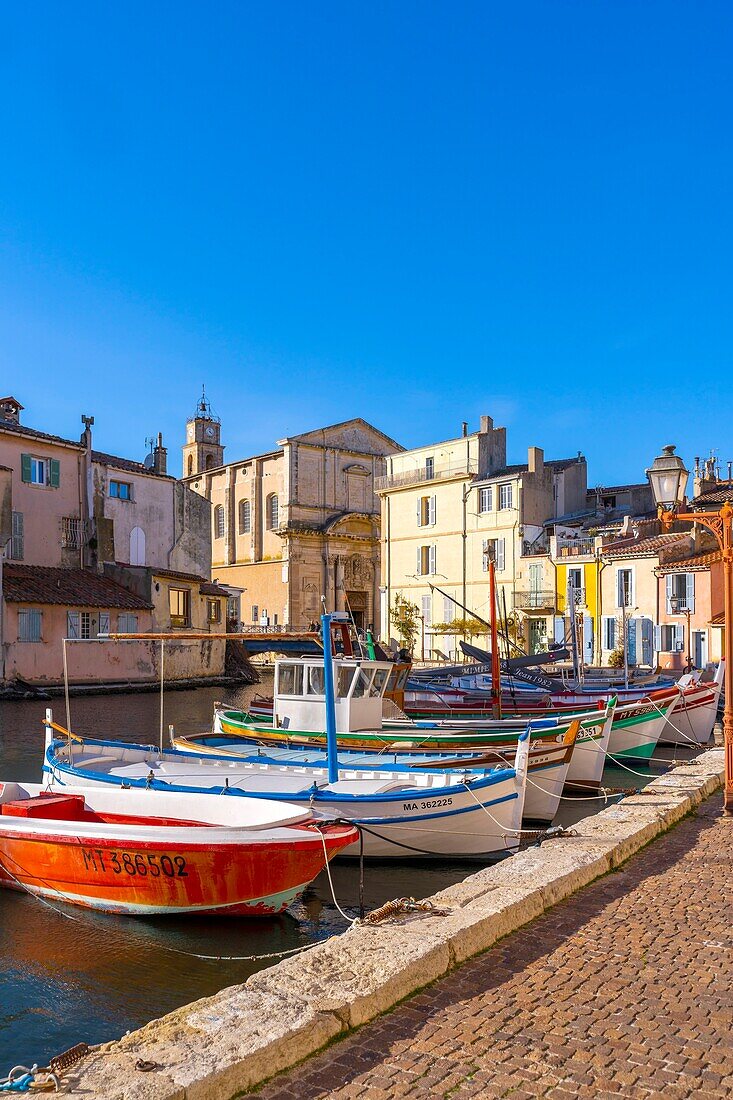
[489,559,501,719]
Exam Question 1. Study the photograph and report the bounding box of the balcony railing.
[375,462,478,492]
[61,517,95,550]
[557,586,586,612]
[556,537,595,558]
[514,590,556,610]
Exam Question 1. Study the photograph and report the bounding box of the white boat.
[42,718,531,861]
[655,664,723,746]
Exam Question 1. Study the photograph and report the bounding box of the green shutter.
[49,459,60,488]
[21,454,31,483]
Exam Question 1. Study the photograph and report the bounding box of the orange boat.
[0,782,356,917]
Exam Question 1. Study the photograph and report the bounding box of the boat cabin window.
[278,663,304,696]
[370,668,389,697]
[351,668,374,698]
[386,668,400,691]
[306,666,325,695]
[396,668,410,690]
[337,666,354,697]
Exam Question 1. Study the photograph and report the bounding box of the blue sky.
[1,2,731,485]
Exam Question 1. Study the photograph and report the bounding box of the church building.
[182,393,403,630]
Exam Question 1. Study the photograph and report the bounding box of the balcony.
[557,586,586,612]
[61,517,95,550]
[514,590,556,611]
[375,462,477,492]
[556,536,595,558]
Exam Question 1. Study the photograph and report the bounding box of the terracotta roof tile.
[602,532,689,559]
[3,565,152,609]
[657,548,722,573]
[0,418,83,450]
[92,450,172,479]
[692,485,733,507]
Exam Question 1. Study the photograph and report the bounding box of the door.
[582,614,594,665]
[528,618,546,654]
[693,631,707,670]
[640,617,653,666]
[626,617,637,666]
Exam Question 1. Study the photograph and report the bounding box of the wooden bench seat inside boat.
[0,793,212,828]
[1,794,88,819]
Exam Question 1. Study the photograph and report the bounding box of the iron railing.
[375,463,478,492]
[61,517,94,550]
[556,537,595,558]
[514,590,556,610]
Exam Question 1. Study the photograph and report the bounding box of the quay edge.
[64,746,725,1100]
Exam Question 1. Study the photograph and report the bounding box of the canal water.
[0,678,702,1068]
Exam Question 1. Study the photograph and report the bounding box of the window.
[417,544,436,575]
[18,609,42,642]
[266,494,279,530]
[129,526,145,566]
[279,663,304,696]
[169,588,191,627]
[602,616,617,651]
[478,487,493,513]
[66,611,109,639]
[21,454,59,488]
[666,573,694,613]
[239,499,251,534]
[207,599,221,623]
[658,623,684,653]
[118,613,139,633]
[421,594,432,626]
[616,568,634,608]
[187,455,194,476]
[417,495,436,526]
[307,666,325,695]
[499,483,513,510]
[10,512,23,560]
[251,604,259,622]
[425,456,434,479]
[109,480,132,501]
[567,567,583,603]
[214,504,225,539]
[483,538,505,572]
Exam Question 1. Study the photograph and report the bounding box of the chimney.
[479,415,493,434]
[527,446,544,475]
[0,396,23,424]
[153,432,168,476]
[462,421,468,437]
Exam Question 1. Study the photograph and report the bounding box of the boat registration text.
[401,797,454,811]
[81,848,188,877]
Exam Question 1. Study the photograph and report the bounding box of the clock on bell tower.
[182,388,225,477]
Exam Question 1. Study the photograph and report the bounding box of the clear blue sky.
[1,2,731,485]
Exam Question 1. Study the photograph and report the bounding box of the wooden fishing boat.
[174,718,583,824]
[42,723,531,861]
[0,781,356,917]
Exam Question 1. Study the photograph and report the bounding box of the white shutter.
[99,611,110,635]
[417,546,423,575]
[429,544,436,575]
[421,594,432,626]
[444,595,453,621]
[497,539,505,572]
[416,497,422,526]
[66,612,79,639]
[685,573,695,612]
[429,495,436,525]
[653,624,662,652]
[482,539,489,572]
[675,623,685,651]
[665,574,673,614]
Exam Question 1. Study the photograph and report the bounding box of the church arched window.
[239,499,251,534]
[187,454,193,477]
[214,504,225,539]
[266,494,279,530]
[205,454,215,471]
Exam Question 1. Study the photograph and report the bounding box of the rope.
[316,826,358,926]
[361,897,449,924]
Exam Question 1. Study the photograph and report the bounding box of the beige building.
[182,396,402,630]
[377,415,587,659]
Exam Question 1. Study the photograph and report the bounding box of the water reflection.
[0,679,701,1066]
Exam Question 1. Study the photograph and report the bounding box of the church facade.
[182,396,402,630]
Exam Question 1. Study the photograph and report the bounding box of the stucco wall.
[0,435,83,567]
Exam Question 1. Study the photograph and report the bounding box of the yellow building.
[377,415,587,660]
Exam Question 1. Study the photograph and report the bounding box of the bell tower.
[182,388,224,477]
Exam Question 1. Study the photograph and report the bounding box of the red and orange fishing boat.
[0,781,356,917]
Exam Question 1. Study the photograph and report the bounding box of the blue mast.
[321,611,341,784]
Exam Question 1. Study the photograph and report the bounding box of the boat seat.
[1,794,87,820]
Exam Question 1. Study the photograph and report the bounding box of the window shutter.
[67,612,79,639]
[99,611,110,635]
[685,573,695,612]
[429,495,436,525]
[429,544,436,575]
[444,595,453,621]
[653,624,661,652]
[665,575,673,614]
[421,594,432,626]
[21,454,31,483]
[416,498,422,526]
[49,459,60,488]
[497,539,505,572]
[675,623,685,650]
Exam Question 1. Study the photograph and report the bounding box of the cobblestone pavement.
[254,796,733,1099]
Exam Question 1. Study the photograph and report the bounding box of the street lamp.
[647,444,733,814]
[669,594,693,673]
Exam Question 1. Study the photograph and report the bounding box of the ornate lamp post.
[646,444,733,814]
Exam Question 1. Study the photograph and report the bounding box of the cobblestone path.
[255,796,733,1098]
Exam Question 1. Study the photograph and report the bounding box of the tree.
[390,593,420,655]
[431,617,488,639]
